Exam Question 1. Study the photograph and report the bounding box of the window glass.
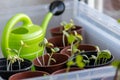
[83,0,120,20]
[103,0,120,20]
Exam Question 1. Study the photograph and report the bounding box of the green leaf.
[74,31,83,41]
[77,62,85,68]
[82,54,89,60]
[51,58,56,63]
[47,54,51,57]
[72,45,79,54]
[12,49,19,55]
[67,60,74,67]
[117,19,120,23]
[44,38,48,44]
[46,42,54,48]
[90,55,97,60]
[112,60,120,68]
[83,60,90,63]
[64,24,73,31]
[6,48,12,51]
[76,55,83,62]
[67,34,76,44]
[76,34,83,41]
[97,50,111,59]
[96,46,100,52]
[20,40,24,46]
[76,55,85,68]
[61,19,75,31]
[63,31,69,37]
[20,40,28,47]
[52,47,60,53]
[60,21,67,26]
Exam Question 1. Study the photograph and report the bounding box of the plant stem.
[7,61,11,71]
[66,66,70,72]
[6,60,8,71]
[94,58,97,66]
[71,42,74,56]
[102,58,104,64]
[47,53,54,66]
[36,53,42,66]
[97,59,100,65]
[42,48,45,66]
[114,63,120,80]
[104,58,107,64]
[62,34,65,47]
[10,63,12,71]
[18,60,21,70]
[17,46,23,70]
[18,46,22,56]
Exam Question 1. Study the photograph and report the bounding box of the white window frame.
[81,0,104,12]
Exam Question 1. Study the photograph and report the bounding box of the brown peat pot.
[47,36,68,53]
[50,26,83,37]
[9,71,49,80]
[52,67,82,75]
[60,44,97,57]
[33,53,69,74]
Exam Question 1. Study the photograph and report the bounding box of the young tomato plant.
[94,46,111,65]
[39,38,59,66]
[82,46,112,66]
[62,24,84,72]
[6,40,27,71]
[67,55,85,72]
[61,19,77,47]
[63,30,83,56]
[47,47,59,66]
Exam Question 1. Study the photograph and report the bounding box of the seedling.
[62,24,84,72]
[6,40,27,71]
[39,38,59,66]
[38,38,51,66]
[63,30,83,56]
[67,55,85,72]
[66,32,84,72]
[47,47,59,66]
[94,46,111,65]
[82,46,112,66]
[95,50,111,65]
[61,19,78,47]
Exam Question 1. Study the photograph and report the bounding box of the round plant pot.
[9,71,49,80]
[60,44,97,57]
[52,67,81,75]
[80,51,114,68]
[33,53,69,74]
[47,36,68,53]
[50,25,83,37]
[0,58,32,80]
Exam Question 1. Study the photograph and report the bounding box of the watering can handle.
[1,14,33,57]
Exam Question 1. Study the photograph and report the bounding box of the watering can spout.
[41,0,65,33]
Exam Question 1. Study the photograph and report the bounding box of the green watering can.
[1,0,65,60]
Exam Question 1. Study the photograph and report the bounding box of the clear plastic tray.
[25,66,116,80]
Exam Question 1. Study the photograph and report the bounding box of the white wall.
[0,0,54,10]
